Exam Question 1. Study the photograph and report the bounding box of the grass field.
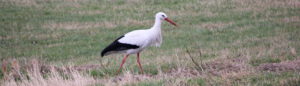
[1,0,300,86]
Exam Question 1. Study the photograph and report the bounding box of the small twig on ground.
[186,48,204,72]
[198,49,204,70]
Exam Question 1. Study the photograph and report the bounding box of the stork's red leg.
[117,54,129,73]
[137,53,144,73]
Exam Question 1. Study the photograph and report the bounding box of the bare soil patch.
[258,59,300,72]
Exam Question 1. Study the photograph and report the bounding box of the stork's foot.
[116,70,122,75]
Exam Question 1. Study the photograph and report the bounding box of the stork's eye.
[162,15,165,17]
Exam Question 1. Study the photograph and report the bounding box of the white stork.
[101,12,177,73]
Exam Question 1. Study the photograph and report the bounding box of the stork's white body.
[118,19,163,54]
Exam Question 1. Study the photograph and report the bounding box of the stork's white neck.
[151,17,162,30]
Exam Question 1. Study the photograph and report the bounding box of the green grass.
[126,80,163,86]
[235,72,300,86]
[1,0,300,85]
[187,78,206,86]
[0,70,3,79]
[250,57,281,66]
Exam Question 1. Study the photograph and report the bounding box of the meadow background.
[0,0,299,86]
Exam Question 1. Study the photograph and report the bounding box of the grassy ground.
[1,0,300,86]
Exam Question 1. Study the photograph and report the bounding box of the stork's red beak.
[164,18,177,27]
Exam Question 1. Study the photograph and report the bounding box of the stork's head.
[156,12,177,26]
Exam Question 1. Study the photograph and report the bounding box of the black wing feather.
[101,35,139,57]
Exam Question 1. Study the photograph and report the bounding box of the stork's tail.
[101,47,110,57]
[100,50,106,57]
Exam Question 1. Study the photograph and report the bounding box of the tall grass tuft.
[1,59,96,86]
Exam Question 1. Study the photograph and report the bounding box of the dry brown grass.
[100,68,201,86]
[1,59,97,86]
[1,53,297,86]
[3,71,96,86]
[102,71,153,85]
[203,57,252,76]
[1,58,203,86]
